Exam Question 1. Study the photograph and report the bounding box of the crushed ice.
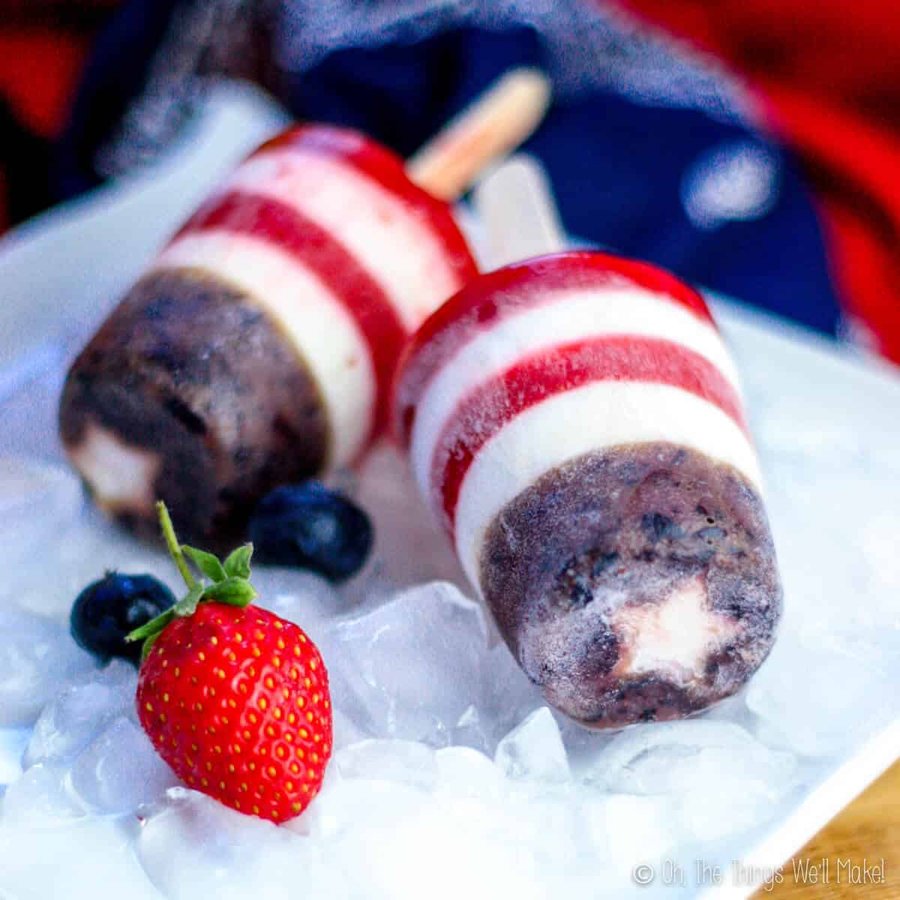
[0,420,898,898]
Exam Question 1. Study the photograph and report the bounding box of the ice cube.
[70,716,178,813]
[555,717,616,777]
[253,568,340,643]
[0,607,97,726]
[336,739,437,791]
[434,745,503,799]
[0,761,87,824]
[589,720,796,842]
[8,509,173,619]
[24,659,136,766]
[346,803,547,900]
[137,787,321,900]
[302,768,433,845]
[495,781,585,894]
[581,792,678,886]
[331,707,367,751]
[0,813,161,900]
[477,641,545,746]
[0,728,29,787]
[449,704,492,753]
[495,707,571,783]
[746,635,894,757]
[0,457,84,567]
[305,769,545,900]
[321,581,490,745]
[758,414,900,641]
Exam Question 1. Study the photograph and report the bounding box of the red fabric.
[618,0,900,363]
[0,28,89,136]
[0,28,89,233]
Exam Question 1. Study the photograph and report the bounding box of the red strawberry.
[128,502,332,823]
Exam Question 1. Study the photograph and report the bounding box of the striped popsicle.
[395,251,781,728]
[59,71,551,547]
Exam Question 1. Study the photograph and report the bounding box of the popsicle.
[59,71,551,547]
[394,157,782,728]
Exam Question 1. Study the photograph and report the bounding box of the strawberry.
[128,502,332,823]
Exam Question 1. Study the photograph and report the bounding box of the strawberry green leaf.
[126,607,175,643]
[202,576,257,607]
[173,584,204,617]
[128,503,262,666]
[223,544,253,579]
[141,630,162,662]
[182,545,227,582]
[157,501,197,591]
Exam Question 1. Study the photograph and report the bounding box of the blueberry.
[641,512,683,543]
[249,482,373,582]
[70,573,176,664]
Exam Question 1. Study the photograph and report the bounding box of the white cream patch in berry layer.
[449,381,761,588]
[610,577,743,686]
[67,423,161,515]
[409,285,743,489]
[226,149,466,329]
[155,231,375,469]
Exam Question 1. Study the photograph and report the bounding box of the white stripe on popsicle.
[447,380,761,587]
[226,149,465,329]
[155,231,375,467]
[410,285,743,487]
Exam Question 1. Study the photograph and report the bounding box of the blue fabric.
[58,11,842,335]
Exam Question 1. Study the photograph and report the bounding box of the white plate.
[0,82,898,900]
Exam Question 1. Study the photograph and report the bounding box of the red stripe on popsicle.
[395,252,716,445]
[432,335,748,533]
[255,125,478,286]
[176,189,407,435]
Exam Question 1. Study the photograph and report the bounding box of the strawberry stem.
[126,503,258,661]
[157,501,197,591]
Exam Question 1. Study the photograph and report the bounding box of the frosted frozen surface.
[0,310,899,900]
[320,576,548,754]
[495,707,571,782]
[0,115,899,896]
[0,606,97,726]
[2,305,899,897]
[70,716,179,814]
[24,659,136,766]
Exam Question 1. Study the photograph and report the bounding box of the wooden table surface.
[754,761,900,898]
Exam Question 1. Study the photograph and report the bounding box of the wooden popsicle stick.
[406,68,552,201]
[473,153,566,270]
